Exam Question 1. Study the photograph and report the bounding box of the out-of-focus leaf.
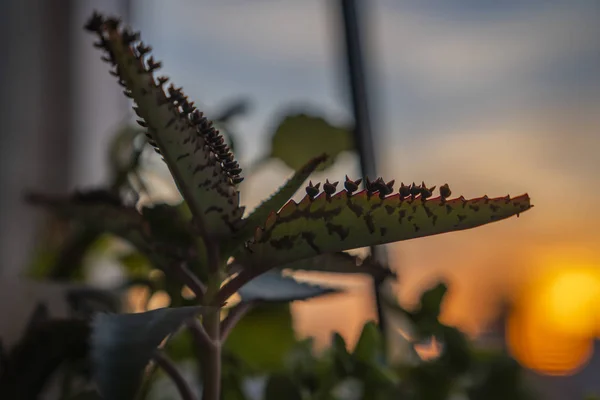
[118,251,152,277]
[419,282,447,321]
[264,374,302,400]
[141,202,209,281]
[331,333,353,376]
[331,377,364,400]
[353,321,384,366]
[108,124,145,191]
[280,252,395,281]
[26,190,151,253]
[141,203,195,248]
[268,113,353,171]
[467,354,532,400]
[214,98,252,123]
[66,391,103,400]
[224,303,296,372]
[237,269,339,303]
[65,287,121,317]
[0,319,90,400]
[437,325,471,375]
[91,306,207,400]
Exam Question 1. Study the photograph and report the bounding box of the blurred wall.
[0,0,130,280]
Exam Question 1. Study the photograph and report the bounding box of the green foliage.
[242,191,531,268]
[278,252,394,280]
[233,154,329,249]
[268,113,354,171]
[237,269,338,303]
[14,11,535,400]
[224,304,297,372]
[97,19,244,237]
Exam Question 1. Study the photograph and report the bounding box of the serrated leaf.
[26,191,151,252]
[233,154,328,248]
[243,190,531,268]
[94,18,243,237]
[269,113,353,171]
[279,252,394,280]
[91,306,207,400]
[237,269,339,303]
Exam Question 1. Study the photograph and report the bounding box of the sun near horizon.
[508,263,600,375]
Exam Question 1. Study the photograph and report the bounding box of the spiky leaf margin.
[242,188,531,267]
[85,13,243,237]
[231,154,328,249]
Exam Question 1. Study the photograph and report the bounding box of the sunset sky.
[130,0,600,348]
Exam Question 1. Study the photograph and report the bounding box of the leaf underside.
[26,191,151,251]
[91,306,206,400]
[243,190,532,268]
[92,18,243,237]
[237,269,339,303]
[279,252,394,281]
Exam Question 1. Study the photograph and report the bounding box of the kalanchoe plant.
[27,12,533,400]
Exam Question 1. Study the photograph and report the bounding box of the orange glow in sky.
[508,265,600,375]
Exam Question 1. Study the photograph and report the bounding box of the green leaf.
[384,281,448,337]
[66,391,103,400]
[242,189,532,268]
[93,18,244,237]
[238,269,339,303]
[269,113,353,171]
[353,321,384,365]
[224,303,297,372]
[26,190,151,252]
[107,124,144,191]
[331,333,353,375]
[233,154,328,249]
[213,98,252,123]
[279,252,394,280]
[264,374,303,400]
[418,282,447,320]
[90,306,207,400]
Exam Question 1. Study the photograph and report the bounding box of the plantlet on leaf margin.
[23,12,534,400]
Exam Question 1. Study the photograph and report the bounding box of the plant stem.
[201,238,222,400]
[154,351,197,400]
[214,267,259,306]
[171,261,207,300]
[201,309,221,400]
[220,302,253,341]
[187,318,214,351]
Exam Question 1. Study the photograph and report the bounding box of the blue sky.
[128,0,600,341]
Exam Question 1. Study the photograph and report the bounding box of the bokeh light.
[508,265,600,375]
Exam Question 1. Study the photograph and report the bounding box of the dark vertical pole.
[339,0,388,334]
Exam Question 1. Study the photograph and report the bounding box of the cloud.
[374,2,600,94]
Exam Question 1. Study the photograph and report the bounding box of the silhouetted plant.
[16,11,534,400]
